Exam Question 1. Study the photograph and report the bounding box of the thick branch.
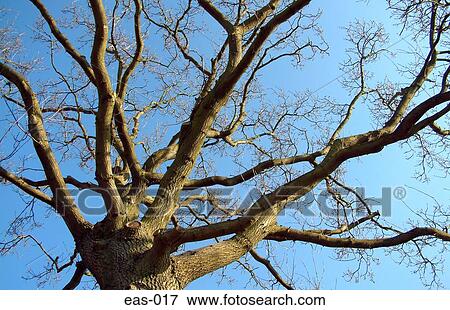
[29,0,96,85]
[198,0,233,32]
[89,0,125,222]
[0,167,52,205]
[266,226,450,248]
[113,0,144,183]
[117,0,144,99]
[0,62,91,238]
[240,0,281,32]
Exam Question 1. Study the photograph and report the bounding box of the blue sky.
[0,0,449,289]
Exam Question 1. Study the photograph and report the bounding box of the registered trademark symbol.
[393,186,406,200]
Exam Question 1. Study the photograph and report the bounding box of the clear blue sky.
[0,0,449,289]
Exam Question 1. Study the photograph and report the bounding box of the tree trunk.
[77,227,184,290]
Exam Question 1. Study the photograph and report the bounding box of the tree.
[0,0,449,290]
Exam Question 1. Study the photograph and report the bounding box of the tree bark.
[77,227,184,290]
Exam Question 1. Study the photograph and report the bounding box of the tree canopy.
[0,0,449,289]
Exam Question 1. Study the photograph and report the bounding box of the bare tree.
[0,0,449,289]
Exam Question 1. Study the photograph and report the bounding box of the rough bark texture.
[1,0,450,290]
[78,228,183,289]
